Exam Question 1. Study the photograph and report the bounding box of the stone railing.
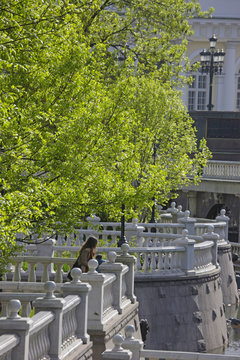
[0,279,92,360]
[202,160,240,180]
[0,334,19,360]
[0,253,136,330]
[4,232,219,282]
[101,326,240,360]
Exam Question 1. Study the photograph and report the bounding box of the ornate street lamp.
[200,34,225,111]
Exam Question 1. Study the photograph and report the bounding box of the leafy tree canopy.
[0,0,211,269]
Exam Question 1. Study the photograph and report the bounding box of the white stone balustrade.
[0,281,91,360]
[202,160,240,180]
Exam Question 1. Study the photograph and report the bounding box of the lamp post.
[200,34,225,111]
[149,141,157,232]
[117,203,128,247]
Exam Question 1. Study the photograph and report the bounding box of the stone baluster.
[122,325,143,360]
[102,334,132,360]
[117,244,137,304]
[33,281,64,359]
[62,268,91,344]
[178,210,196,235]
[216,209,229,242]
[0,299,32,360]
[99,251,126,314]
[125,219,145,246]
[202,225,219,267]
[173,230,196,275]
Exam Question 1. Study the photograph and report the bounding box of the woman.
[67,236,98,280]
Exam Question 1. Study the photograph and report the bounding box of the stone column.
[223,42,236,111]
[214,74,224,111]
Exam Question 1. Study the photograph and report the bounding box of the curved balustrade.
[194,241,216,273]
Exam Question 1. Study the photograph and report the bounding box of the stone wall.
[134,269,228,353]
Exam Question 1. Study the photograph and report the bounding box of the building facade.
[178,0,240,242]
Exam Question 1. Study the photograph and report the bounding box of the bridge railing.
[202,160,240,180]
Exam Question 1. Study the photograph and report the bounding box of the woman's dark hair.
[80,236,98,253]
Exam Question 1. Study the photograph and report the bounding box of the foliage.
[0,0,211,271]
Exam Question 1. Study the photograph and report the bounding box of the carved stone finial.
[71,267,82,283]
[44,281,56,299]
[125,325,135,340]
[112,334,124,351]
[8,299,21,319]
[88,259,98,273]
[121,243,130,255]
[182,229,189,237]
[108,251,117,263]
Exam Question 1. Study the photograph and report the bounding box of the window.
[188,73,207,111]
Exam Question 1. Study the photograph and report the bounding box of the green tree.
[0,0,210,272]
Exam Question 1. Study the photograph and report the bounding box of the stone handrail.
[140,350,240,360]
[102,328,240,360]
[202,160,240,180]
[0,334,19,359]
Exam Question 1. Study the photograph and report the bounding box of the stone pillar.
[173,230,196,275]
[125,219,145,246]
[33,281,64,359]
[202,225,219,267]
[216,209,230,242]
[62,268,92,343]
[166,202,178,222]
[0,299,32,360]
[178,210,196,235]
[102,334,132,360]
[214,74,224,111]
[223,42,236,111]
[100,252,126,314]
[187,191,197,218]
[235,194,240,243]
[122,325,143,360]
[35,238,56,277]
[117,244,137,304]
